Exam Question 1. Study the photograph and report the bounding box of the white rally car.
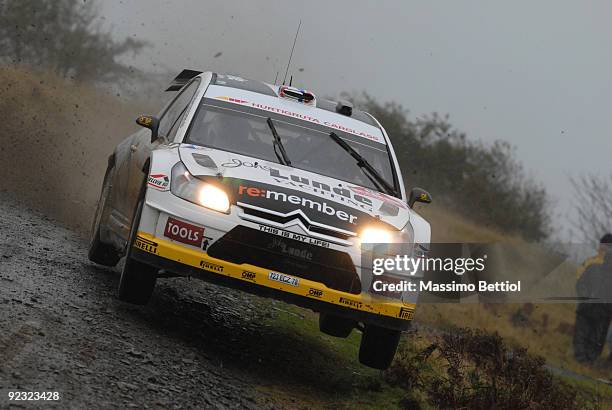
[89,70,431,369]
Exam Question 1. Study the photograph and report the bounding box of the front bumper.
[132,232,415,330]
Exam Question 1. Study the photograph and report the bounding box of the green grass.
[251,302,406,409]
[251,299,611,409]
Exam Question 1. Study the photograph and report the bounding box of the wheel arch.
[142,157,151,174]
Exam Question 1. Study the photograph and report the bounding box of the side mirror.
[135,115,160,142]
[408,187,432,208]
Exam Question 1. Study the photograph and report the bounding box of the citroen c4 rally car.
[89,70,432,369]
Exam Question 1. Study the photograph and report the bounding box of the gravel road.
[0,192,281,409]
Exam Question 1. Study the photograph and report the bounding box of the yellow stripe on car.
[135,232,415,320]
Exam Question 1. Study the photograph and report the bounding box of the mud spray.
[0,66,157,234]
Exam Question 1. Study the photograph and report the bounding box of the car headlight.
[171,162,230,213]
[360,227,394,244]
[360,223,413,244]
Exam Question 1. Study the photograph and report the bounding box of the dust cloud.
[0,66,155,234]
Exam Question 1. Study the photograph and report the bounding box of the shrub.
[386,328,580,409]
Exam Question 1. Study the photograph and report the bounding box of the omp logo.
[338,297,362,309]
[308,288,323,298]
[241,271,256,281]
[199,261,224,273]
[398,307,414,320]
[133,236,158,254]
[238,184,358,224]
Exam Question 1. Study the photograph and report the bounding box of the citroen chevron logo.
[237,202,356,237]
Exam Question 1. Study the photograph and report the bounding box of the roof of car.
[167,69,381,129]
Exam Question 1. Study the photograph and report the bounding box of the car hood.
[178,144,411,233]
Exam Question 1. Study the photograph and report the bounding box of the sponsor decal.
[148,174,169,190]
[238,184,358,224]
[268,272,300,287]
[308,288,323,298]
[137,115,153,126]
[201,236,213,251]
[181,143,209,150]
[133,236,158,254]
[221,159,374,212]
[269,168,374,211]
[221,158,272,171]
[398,307,414,320]
[215,96,249,104]
[267,237,313,261]
[216,74,247,82]
[212,96,385,144]
[348,185,407,210]
[164,217,204,247]
[241,270,257,281]
[258,225,331,248]
[199,260,224,273]
[338,297,363,309]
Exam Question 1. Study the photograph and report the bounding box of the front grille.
[240,207,354,240]
[207,226,361,294]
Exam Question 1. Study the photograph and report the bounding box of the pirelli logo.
[338,297,363,309]
[398,307,414,320]
[199,260,224,273]
[134,236,158,255]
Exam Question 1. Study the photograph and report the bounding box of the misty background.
[94,0,611,240]
[1,0,610,242]
[1,2,611,402]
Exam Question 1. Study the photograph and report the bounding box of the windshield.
[184,100,398,193]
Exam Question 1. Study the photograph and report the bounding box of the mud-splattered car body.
[89,71,431,368]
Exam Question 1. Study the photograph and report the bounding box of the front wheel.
[118,184,157,305]
[359,325,401,369]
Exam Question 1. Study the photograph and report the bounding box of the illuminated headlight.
[360,223,413,245]
[360,227,393,244]
[197,184,230,213]
[171,162,230,213]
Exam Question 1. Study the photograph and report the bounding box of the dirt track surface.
[0,192,280,409]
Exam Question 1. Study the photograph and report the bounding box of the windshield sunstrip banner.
[203,85,386,145]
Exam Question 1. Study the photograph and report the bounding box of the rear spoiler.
[165,69,203,91]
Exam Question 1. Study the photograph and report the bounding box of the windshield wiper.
[267,117,291,166]
[328,132,397,196]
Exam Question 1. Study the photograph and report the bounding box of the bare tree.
[570,173,612,243]
[0,0,147,83]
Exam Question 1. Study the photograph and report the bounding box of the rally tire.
[118,182,157,305]
[359,325,401,370]
[88,164,121,266]
[319,313,355,338]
